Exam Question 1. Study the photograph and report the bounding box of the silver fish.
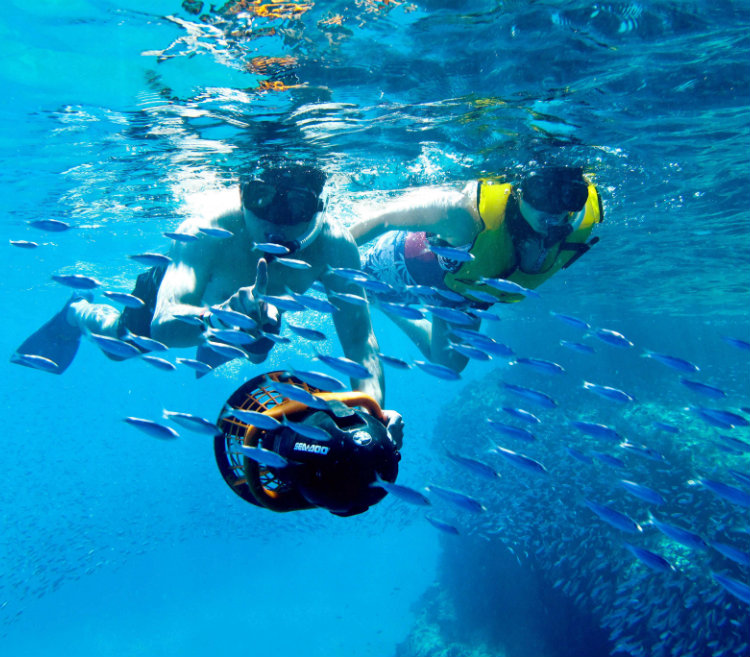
[203,340,247,360]
[128,253,172,267]
[271,379,330,410]
[592,451,626,469]
[695,407,749,429]
[29,219,72,232]
[329,291,368,307]
[173,313,204,327]
[711,572,750,605]
[207,328,257,345]
[260,331,291,345]
[486,420,537,443]
[469,308,501,322]
[445,450,501,481]
[502,407,540,424]
[12,353,59,373]
[435,288,465,303]
[379,302,424,320]
[643,350,699,373]
[275,257,312,270]
[103,291,146,309]
[571,421,621,441]
[10,239,39,249]
[715,434,750,453]
[623,543,674,573]
[258,294,306,313]
[198,226,234,239]
[480,277,539,298]
[550,312,589,330]
[493,445,548,475]
[425,515,460,535]
[464,289,498,305]
[449,342,491,361]
[326,266,371,282]
[176,358,213,375]
[289,292,338,314]
[208,306,257,330]
[594,328,634,348]
[414,360,461,381]
[378,353,412,370]
[653,421,679,434]
[239,445,288,469]
[649,513,707,551]
[253,241,290,254]
[90,334,141,359]
[583,381,634,404]
[124,417,179,440]
[514,357,566,376]
[427,484,486,513]
[425,306,476,325]
[679,378,726,399]
[503,383,557,409]
[289,369,347,392]
[283,418,331,442]
[222,408,281,430]
[584,500,642,533]
[163,231,198,243]
[52,274,101,290]
[451,329,513,357]
[141,355,176,371]
[429,244,475,262]
[566,446,592,465]
[316,354,372,379]
[371,475,431,506]
[560,339,595,354]
[287,324,327,341]
[359,279,396,295]
[619,479,667,506]
[699,478,750,509]
[163,410,218,435]
[722,336,750,351]
[619,442,665,463]
[709,541,750,567]
[728,469,750,489]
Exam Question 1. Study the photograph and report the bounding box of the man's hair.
[520,166,589,214]
[240,162,327,199]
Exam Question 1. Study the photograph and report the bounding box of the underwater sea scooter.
[214,371,400,517]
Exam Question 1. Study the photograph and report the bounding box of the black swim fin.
[194,343,234,378]
[11,298,82,374]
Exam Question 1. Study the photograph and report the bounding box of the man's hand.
[219,258,280,331]
[383,409,404,449]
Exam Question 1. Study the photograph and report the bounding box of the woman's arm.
[350,182,480,246]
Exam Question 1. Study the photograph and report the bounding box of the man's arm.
[350,182,479,246]
[322,228,385,406]
[151,232,218,347]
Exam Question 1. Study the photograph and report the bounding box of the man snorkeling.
[351,166,603,372]
[13,162,386,406]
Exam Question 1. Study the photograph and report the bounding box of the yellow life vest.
[444,180,602,303]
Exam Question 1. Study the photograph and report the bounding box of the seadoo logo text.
[294,442,330,455]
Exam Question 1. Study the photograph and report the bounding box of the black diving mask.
[242,180,322,225]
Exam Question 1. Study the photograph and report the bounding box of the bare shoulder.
[316,215,360,267]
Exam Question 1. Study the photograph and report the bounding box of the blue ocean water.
[1,1,748,656]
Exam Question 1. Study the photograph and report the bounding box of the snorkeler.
[215,371,402,517]
[12,162,386,406]
[351,166,603,372]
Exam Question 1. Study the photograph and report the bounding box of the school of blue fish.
[10,227,750,656]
